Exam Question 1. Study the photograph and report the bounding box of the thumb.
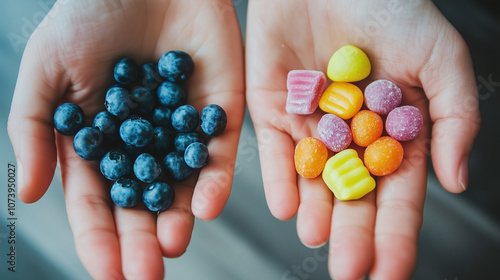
[420,24,480,193]
[7,37,69,203]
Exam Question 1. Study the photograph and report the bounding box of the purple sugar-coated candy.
[386,105,423,141]
[364,80,402,115]
[317,114,352,152]
[286,70,326,115]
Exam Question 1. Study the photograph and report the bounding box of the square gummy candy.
[322,149,376,200]
[286,70,326,115]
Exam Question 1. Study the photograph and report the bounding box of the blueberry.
[119,117,154,147]
[110,178,142,208]
[100,150,132,181]
[114,58,139,85]
[184,142,208,168]
[105,87,137,120]
[163,152,193,181]
[149,127,175,156]
[73,127,106,160]
[158,50,194,83]
[92,111,120,142]
[140,62,163,90]
[152,106,172,127]
[53,103,85,136]
[157,81,187,108]
[200,104,227,136]
[131,86,157,114]
[143,181,175,212]
[134,153,162,183]
[171,105,199,133]
[174,132,204,152]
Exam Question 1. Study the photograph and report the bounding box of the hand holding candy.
[246,1,480,279]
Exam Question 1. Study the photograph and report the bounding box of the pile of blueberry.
[53,51,227,212]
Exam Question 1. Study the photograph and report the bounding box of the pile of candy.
[53,51,227,211]
[289,45,423,200]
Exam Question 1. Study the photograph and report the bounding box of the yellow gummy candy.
[327,45,371,82]
[319,82,363,119]
[322,149,376,201]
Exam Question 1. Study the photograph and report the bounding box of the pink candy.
[286,70,326,114]
[386,105,423,141]
[364,79,402,115]
[317,114,352,152]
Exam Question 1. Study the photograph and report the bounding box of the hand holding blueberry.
[7,1,244,279]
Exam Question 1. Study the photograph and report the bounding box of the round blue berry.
[131,86,157,114]
[110,178,142,208]
[184,142,209,168]
[105,87,137,120]
[100,150,132,181]
[200,104,227,136]
[158,51,194,83]
[171,105,199,133]
[152,107,172,127]
[149,127,175,156]
[163,152,193,181]
[73,127,106,160]
[119,117,154,147]
[134,153,162,183]
[53,103,85,136]
[114,58,139,85]
[140,62,163,90]
[92,110,120,142]
[143,181,175,212]
[157,81,187,108]
[174,132,204,152]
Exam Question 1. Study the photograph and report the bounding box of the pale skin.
[8,0,480,279]
[246,0,480,279]
[7,0,244,279]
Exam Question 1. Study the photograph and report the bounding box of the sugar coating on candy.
[317,114,352,152]
[327,45,371,82]
[319,82,363,119]
[294,137,328,178]
[351,110,383,147]
[386,105,423,141]
[364,79,402,115]
[322,149,376,201]
[286,70,326,114]
[364,137,404,176]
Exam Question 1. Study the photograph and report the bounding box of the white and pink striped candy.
[286,70,326,115]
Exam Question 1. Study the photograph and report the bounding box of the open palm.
[8,0,244,279]
[246,0,480,279]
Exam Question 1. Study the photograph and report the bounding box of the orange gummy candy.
[319,82,363,119]
[351,110,383,147]
[364,136,404,176]
[294,137,329,178]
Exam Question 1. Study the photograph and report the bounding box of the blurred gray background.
[1,0,499,279]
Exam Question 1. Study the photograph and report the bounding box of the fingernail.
[17,159,24,195]
[458,156,469,191]
[302,241,327,249]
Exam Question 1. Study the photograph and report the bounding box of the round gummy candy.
[364,136,404,176]
[327,45,371,82]
[364,79,402,115]
[351,110,383,147]
[386,105,423,141]
[317,114,352,152]
[294,137,328,179]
